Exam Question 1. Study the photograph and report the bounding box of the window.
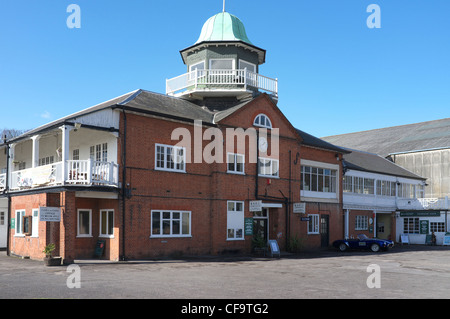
[100,210,114,237]
[90,143,108,162]
[430,222,445,233]
[398,183,416,199]
[355,216,368,230]
[343,176,353,193]
[0,212,4,226]
[190,61,205,73]
[73,149,80,161]
[39,156,54,166]
[253,114,272,129]
[403,217,419,234]
[31,209,39,237]
[227,201,244,240]
[77,209,92,237]
[227,153,244,174]
[18,162,26,170]
[308,214,319,234]
[155,144,186,172]
[151,211,191,237]
[301,166,337,193]
[259,157,279,177]
[189,61,205,80]
[376,180,396,197]
[15,210,25,236]
[210,59,234,70]
[239,60,256,73]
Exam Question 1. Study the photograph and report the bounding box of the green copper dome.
[195,12,253,45]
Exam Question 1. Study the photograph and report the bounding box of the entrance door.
[0,211,6,248]
[253,208,269,245]
[320,215,329,248]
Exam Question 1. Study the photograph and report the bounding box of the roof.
[196,12,253,45]
[322,118,450,157]
[6,90,216,143]
[295,129,350,154]
[343,148,425,180]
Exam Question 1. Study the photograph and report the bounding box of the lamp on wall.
[74,123,82,131]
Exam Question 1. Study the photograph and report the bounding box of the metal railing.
[166,68,278,97]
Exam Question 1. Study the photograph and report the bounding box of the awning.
[262,203,283,208]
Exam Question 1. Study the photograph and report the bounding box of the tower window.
[253,114,272,129]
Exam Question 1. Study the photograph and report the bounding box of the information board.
[268,240,280,258]
[244,218,253,236]
[419,220,429,234]
[443,235,450,246]
[400,234,409,245]
[39,207,61,222]
[249,201,262,212]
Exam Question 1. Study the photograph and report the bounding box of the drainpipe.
[5,141,11,256]
[121,107,128,261]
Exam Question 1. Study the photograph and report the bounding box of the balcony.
[6,160,119,191]
[397,197,449,211]
[166,69,278,99]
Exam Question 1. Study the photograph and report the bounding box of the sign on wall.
[293,202,306,214]
[39,207,61,222]
[249,200,262,212]
[244,218,253,236]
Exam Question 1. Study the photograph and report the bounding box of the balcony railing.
[8,160,119,191]
[166,69,278,97]
[397,197,449,210]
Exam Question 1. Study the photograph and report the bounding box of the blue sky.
[0,0,449,138]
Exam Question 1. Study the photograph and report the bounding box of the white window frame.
[403,217,420,234]
[90,143,108,162]
[99,209,114,238]
[253,114,272,129]
[31,209,39,238]
[307,214,320,234]
[209,58,235,70]
[227,201,244,241]
[239,59,256,73]
[189,60,205,80]
[258,157,279,178]
[355,215,368,230]
[15,210,25,237]
[77,209,92,237]
[155,144,186,173]
[227,153,245,175]
[150,210,192,238]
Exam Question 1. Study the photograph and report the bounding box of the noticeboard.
[39,207,61,222]
[268,240,280,258]
[244,218,253,236]
[419,220,429,234]
[443,235,450,246]
[400,234,409,245]
[249,201,262,212]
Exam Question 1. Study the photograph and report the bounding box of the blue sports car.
[333,234,394,252]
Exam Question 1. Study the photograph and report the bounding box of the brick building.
[0,10,351,262]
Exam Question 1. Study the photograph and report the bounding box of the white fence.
[166,69,278,96]
[9,160,119,190]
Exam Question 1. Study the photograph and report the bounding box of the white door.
[0,211,6,248]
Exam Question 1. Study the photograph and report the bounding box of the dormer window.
[253,114,272,129]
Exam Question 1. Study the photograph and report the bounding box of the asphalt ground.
[1,245,449,305]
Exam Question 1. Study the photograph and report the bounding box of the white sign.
[293,202,306,214]
[39,207,61,222]
[249,200,262,212]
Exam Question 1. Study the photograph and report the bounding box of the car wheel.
[338,243,347,252]
[370,243,380,252]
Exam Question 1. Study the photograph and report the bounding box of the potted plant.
[43,243,62,266]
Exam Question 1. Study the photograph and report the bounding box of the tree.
[0,128,27,143]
